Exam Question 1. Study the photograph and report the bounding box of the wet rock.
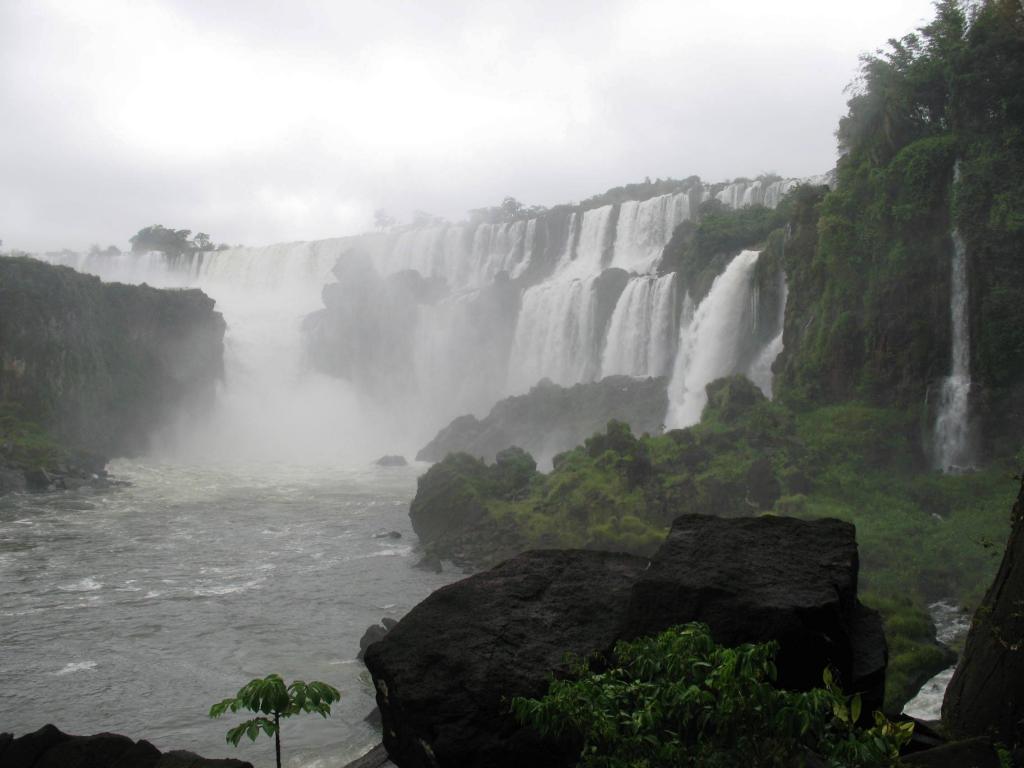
[626,514,887,711]
[342,744,394,768]
[24,466,54,491]
[374,531,402,539]
[943,476,1024,744]
[364,549,648,768]
[901,737,1001,767]
[364,514,886,768]
[0,725,252,768]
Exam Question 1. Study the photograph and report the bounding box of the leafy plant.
[209,674,341,768]
[512,623,913,768]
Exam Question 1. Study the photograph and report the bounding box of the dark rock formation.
[626,515,886,710]
[0,724,251,768]
[0,256,225,460]
[901,738,1001,768]
[375,455,408,467]
[363,514,885,768]
[342,744,394,768]
[358,617,398,660]
[416,375,668,467]
[943,475,1024,745]
[364,550,648,768]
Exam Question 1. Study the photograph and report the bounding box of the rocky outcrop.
[626,514,886,709]
[408,447,537,569]
[0,724,252,768]
[364,549,648,768]
[416,376,668,467]
[363,514,885,768]
[0,256,225,461]
[942,475,1024,745]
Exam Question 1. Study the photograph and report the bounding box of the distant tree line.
[129,225,230,258]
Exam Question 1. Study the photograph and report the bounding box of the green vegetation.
[0,401,91,475]
[662,197,794,303]
[129,224,228,257]
[513,623,913,768]
[209,674,341,768]
[426,373,1017,711]
[775,0,1024,455]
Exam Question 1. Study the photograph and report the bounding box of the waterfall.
[611,192,691,273]
[600,273,679,378]
[665,250,761,428]
[747,278,788,398]
[31,173,821,457]
[507,276,600,391]
[934,167,972,470]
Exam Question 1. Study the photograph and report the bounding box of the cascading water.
[665,250,762,428]
[934,163,973,471]
[600,273,679,378]
[611,193,691,273]
[747,278,788,398]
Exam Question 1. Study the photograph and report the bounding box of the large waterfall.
[36,175,809,457]
[665,250,763,428]
[934,168,972,470]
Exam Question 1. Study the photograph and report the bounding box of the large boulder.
[363,549,649,768]
[942,476,1024,744]
[0,725,251,768]
[627,515,887,709]
[364,514,885,768]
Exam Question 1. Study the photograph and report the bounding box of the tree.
[129,225,194,258]
[193,232,213,251]
[209,674,341,768]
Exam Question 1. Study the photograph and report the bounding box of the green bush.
[512,623,913,768]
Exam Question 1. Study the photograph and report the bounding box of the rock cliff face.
[363,514,886,768]
[942,475,1024,744]
[0,256,225,461]
[415,375,668,467]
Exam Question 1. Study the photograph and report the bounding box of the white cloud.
[0,0,935,251]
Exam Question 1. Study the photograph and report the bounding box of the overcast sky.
[1,0,936,252]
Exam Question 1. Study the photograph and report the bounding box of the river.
[0,459,452,767]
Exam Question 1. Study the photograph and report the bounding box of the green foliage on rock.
[661,198,793,303]
[512,623,913,768]
[209,674,340,768]
[418,372,1016,711]
[774,0,1024,454]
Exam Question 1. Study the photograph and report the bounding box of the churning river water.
[0,460,454,768]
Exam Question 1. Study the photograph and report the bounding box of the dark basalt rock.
[342,744,394,768]
[901,737,1002,768]
[364,514,885,768]
[943,475,1024,744]
[0,725,250,768]
[363,549,649,768]
[416,375,668,468]
[375,455,408,467]
[626,514,887,710]
[358,617,398,660]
